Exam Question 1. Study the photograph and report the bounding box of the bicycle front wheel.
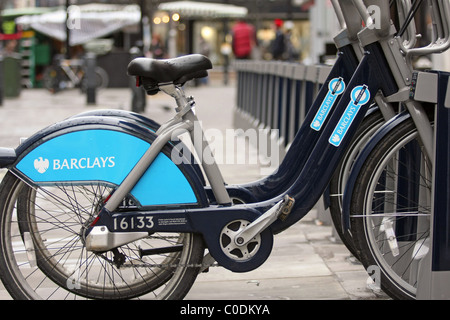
[329,109,385,259]
[0,172,204,300]
[349,117,433,299]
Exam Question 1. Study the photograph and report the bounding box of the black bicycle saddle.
[128,54,212,85]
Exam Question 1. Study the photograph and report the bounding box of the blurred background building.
[1,0,446,90]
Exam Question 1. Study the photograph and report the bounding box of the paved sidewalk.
[0,81,389,300]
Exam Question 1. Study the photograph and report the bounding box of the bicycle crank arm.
[85,203,279,272]
[234,195,295,247]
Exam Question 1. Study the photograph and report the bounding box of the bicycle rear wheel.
[349,117,432,299]
[0,172,204,300]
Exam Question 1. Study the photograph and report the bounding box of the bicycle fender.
[69,110,207,187]
[341,111,411,231]
[11,116,208,208]
[0,148,16,168]
[69,109,161,132]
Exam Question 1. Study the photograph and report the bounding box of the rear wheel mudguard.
[11,116,208,209]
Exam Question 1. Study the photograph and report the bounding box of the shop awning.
[15,4,141,46]
[158,1,248,18]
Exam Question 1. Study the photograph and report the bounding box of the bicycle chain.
[102,255,220,269]
[99,235,220,269]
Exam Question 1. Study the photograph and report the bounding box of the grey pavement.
[0,75,389,300]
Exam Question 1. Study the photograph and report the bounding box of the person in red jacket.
[231,19,256,59]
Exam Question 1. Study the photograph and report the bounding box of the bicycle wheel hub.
[220,220,262,261]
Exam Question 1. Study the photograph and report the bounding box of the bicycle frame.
[60,59,83,86]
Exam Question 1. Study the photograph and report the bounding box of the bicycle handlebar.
[334,0,450,58]
[405,0,450,58]
[334,0,363,41]
[397,0,417,50]
[333,0,416,46]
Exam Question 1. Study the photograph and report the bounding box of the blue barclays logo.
[33,156,116,174]
[311,77,345,131]
[34,157,50,174]
[17,130,146,185]
[329,85,370,147]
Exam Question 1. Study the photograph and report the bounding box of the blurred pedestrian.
[199,36,211,58]
[149,34,165,59]
[3,40,18,56]
[284,21,301,61]
[198,36,211,86]
[271,19,285,60]
[231,19,256,59]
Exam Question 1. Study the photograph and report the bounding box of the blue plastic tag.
[311,77,345,131]
[329,85,370,147]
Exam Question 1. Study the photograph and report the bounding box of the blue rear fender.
[9,116,208,209]
[68,110,207,187]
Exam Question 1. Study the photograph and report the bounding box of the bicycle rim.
[0,172,204,300]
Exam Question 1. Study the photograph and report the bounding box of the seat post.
[159,84,231,205]
[159,84,191,112]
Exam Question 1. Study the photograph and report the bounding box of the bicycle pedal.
[278,195,295,221]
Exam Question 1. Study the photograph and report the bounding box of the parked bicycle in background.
[43,54,109,94]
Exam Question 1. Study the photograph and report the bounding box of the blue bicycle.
[0,0,447,299]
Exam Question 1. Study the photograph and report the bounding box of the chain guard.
[208,218,273,273]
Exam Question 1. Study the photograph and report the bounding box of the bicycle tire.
[0,171,205,300]
[329,109,385,259]
[349,117,433,299]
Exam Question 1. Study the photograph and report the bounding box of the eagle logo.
[34,157,49,174]
[312,120,321,129]
[331,134,341,144]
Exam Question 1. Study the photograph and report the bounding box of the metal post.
[65,0,71,59]
[223,18,229,86]
[0,55,3,107]
[417,71,450,299]
[130,45,147,113]
[85,53,97,105]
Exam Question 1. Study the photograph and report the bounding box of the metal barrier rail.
[233,59,333,226]
[234,60,332,152]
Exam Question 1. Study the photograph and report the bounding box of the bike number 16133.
[113,216,154,231]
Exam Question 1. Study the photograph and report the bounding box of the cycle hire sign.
[329,85,370,147]
[16,129,197,206]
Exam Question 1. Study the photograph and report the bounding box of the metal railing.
[233,59,333,226]
[234,60,332,154]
